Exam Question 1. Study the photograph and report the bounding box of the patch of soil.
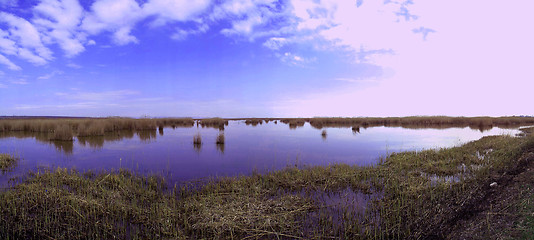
[436,152,534,239]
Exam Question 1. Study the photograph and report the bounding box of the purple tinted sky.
[0,0,533,118]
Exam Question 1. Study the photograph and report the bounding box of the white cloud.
[0,83,7,88]
[171,23,209,40]
[18,47,48,65]
[0,29,18,55]
[66,62,81,68]
[0,54,21,70]
[33,0,86,57]
[37,70,63,80]
[10,78,28,85]
[0,12,53,65]
[143,0,212,25]
[112,26,139,45]
[213,0,291,39]
[81,0,145,45]
[263,37,288,50]
[278,52,315,66]
[272,0,534,117]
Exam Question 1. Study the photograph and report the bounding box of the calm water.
[0,121,521,186]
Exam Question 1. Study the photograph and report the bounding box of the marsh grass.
[244,119,263,126]
[281,118,305,129]
[198,118,228,130]
[0,117,194,137]
[0,168,182,239]
[1,127,533,239]
[0,153,18,173]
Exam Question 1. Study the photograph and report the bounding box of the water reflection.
[138,130,157,142]
[321,130,327,141]
[216,142,225,153]
[352,126,360,134]
[193,133,202,153]
[0,131,74,154]
[78,131,135,149]
[52,141,73,155]
[216,132,225,153]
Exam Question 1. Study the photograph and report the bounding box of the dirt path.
[441,152,534,239]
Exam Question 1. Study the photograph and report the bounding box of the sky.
[0,0,533,118]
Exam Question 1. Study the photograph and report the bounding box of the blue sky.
[0,0,533,118]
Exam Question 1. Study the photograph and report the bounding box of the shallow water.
[0,121,521,186]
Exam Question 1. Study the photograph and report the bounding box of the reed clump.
[280,118,306,129]
[0,153,18,173]
[244,119,263,126]
[198,118,228,130]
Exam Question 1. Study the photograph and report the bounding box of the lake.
[0,120,522,187]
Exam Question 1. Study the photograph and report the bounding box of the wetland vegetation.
[0,120,533,239]
[0,153,18,173]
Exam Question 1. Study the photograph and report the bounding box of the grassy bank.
[1,130,533,239]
